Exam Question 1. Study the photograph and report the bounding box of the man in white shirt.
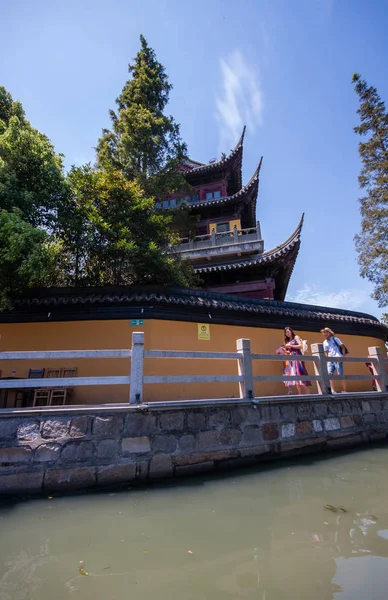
[321,327,347,394]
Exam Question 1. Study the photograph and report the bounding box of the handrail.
[0,350,130,360]
[0,334,386,408]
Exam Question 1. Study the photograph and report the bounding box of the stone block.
[44,466,96,492]
[230,407,247,425]
[121,436,151,454]
[41,419,69,439]
[126,413,156,435]
[159,412,184,431]
[364,413,377,425]
[97,439,120,459]
[173,449,239,467]
[152,435,177,453]
[219,428,242,445]
[175,461,214,477]
[179,435,196,453]
[242,425,262,445]
[149,454,173,478]
[97,463,136,485]
[324,418,340,431]
[353,414,362,426]
[70,417,89,438]
[0,419,19,440]
[0,446,31,465]
[281,423,296,438]
[61,441,95,463]
[260,405,280,421]
[327,435,363,449]
[35,443,61,463]
[361,401,371,413]
[312,420,323,433]
[280,437,327,452]
[187,411,206,430]
[369,431,387,442]
[208,410,231,428]
[340,416,354,428]
[240,444,270,457]
[314,403,328,417]
[17,422,40,441]
[280,404,296,420]
[0,472,44,495]
[197,430,220,449]
[297,403,313,418]
[349,399,361,412]
[136,461,149,480]
[261,424,279,441]
[296,421,312,435]
[92,416,124,437]
[245,407,261,424]
[370,400,382,413]
[328,401,343,414]
[341,400,351,413]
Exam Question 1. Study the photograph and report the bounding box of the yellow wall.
[208,219,241,234]
[0,319,385,405]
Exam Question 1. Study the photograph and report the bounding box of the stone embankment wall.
[1,395,388,496]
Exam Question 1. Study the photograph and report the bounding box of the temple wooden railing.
[175,226,263,253]
[0,334,386,408]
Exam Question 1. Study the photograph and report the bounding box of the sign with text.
[130,319,144,326]
[197,323,210,341]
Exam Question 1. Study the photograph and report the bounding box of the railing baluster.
[130,332,144,405]
[311,343,331,395]
[368,346,388,392]
[237,338,254,400]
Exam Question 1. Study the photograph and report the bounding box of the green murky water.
[1,447,388,599]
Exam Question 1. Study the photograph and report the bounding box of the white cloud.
[290,284,370,312]
[216,50,264,153]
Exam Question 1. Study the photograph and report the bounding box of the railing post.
[211,229,216,246]
[368,346,388,392]
[256,220,262,240]
[237,338,254,400]
[233,225,238,243]
[130,332,144,404]
[311,342,331,395]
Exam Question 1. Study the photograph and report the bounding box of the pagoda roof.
[194,214,304,301]
[184,127,246,193]
[187,158,262,228]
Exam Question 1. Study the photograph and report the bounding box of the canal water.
[1,447,388,600]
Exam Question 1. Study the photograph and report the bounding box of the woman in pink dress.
[284,327,311,394]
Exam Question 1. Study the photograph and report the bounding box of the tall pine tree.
[352,74,388,311]
[97,35,188,199]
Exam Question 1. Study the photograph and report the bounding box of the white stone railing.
[0,334,386,408]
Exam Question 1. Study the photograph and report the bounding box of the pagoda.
[156,127,304,301]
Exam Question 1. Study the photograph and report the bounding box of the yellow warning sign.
[197,323,210,341]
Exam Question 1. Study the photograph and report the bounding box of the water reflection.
[1,447,388,600]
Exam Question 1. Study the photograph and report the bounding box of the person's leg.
[327,362,336,393]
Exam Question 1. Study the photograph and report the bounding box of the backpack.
[302,340,309,355]
[334,337,349,356]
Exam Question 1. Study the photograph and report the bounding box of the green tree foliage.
[0,87,69,228]
[0,210,60,309]
[96,35,189,199]
[352,74,388,311]
[63,165,194,287]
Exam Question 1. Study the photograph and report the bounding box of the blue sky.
[2,0,387,318]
